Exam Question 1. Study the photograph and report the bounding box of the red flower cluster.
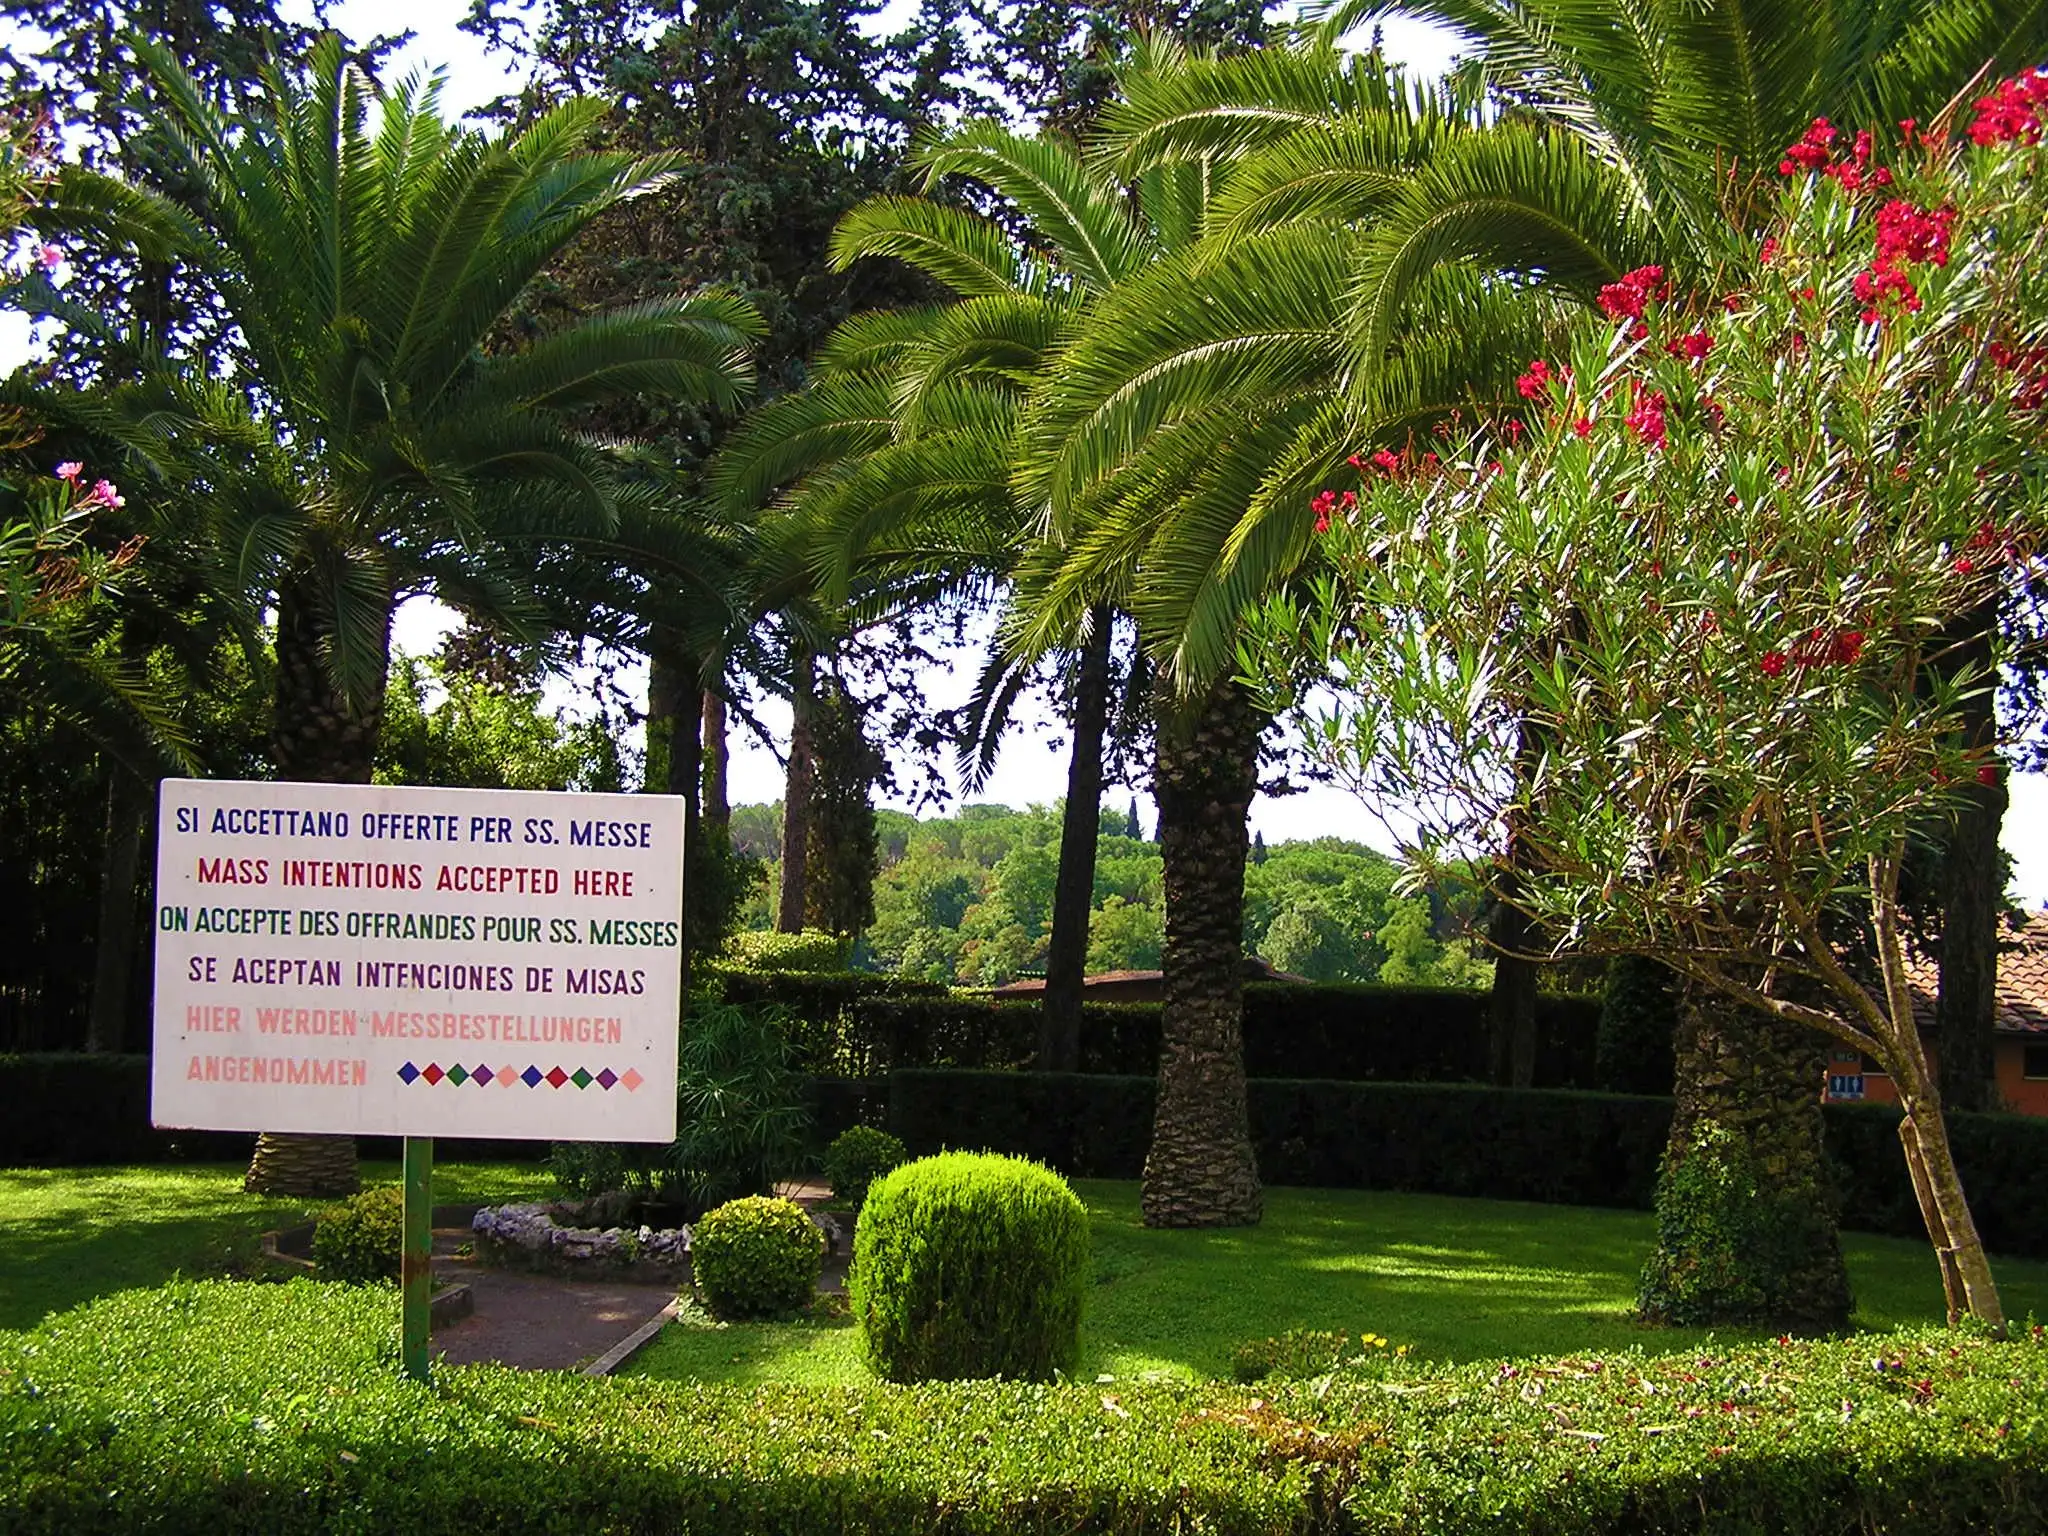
[1788,627,1865,668]
[1853,199,1954,324]
[1515,358,1559,399]
[1969,69,2047,146]
[1624,388,1668,449]
[1759,650,1788,677]
[1596,265,1668,331]
[1665,329,1713,361]
[1778,117,1893,189]
[1990,340,2048,412]
[1779,117,1836,174]
[1309,486,1357,533]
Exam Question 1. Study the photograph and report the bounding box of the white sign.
[151,779,683,1142]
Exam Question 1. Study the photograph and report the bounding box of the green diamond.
[571,1068,593,1089]
[446,1064,469,1086]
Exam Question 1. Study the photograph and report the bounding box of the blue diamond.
[397,1062,420,1084]
[520,1065,544,1088]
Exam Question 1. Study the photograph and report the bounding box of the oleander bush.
[311,1185,404,1284]
[851,1152,1089,1383]
[690,1195,824,1320]
[822,1125,908,1211]
[4,1281,2047,1534]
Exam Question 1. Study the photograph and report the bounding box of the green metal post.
[401,1135,434,1383]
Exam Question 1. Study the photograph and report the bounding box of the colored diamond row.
[396,1062,644,1092]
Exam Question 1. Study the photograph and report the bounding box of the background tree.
[1249,111,2048,1323]
[125,38,761,1196]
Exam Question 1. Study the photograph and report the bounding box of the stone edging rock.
[471,1203,692,1280]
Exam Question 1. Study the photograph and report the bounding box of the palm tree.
[1024,5,2046,1305]
[132,37,761,1195]
[710,121,1161,1073]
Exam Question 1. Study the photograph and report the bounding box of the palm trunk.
[244,570,387,1199]
[87,771,147,1053]
[1041,607,1114,1071]
[647,643,702,998]
[776,646,817,934]
[1142,676,1263,1229]
[1637,976,1851,1329]
[702,689,730,834]
[1934,604,2004,1111]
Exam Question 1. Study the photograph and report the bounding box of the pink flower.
[54,461,84,482]
[1969,69,2047,146]
[1571,417,1594,438]
[1597,265,1668,322]
[1665,330,1713,361]
[1370,448,1403,476]
[1515,359,1555,400]
[76,478,125,511]
[1778,118,1837,175]
[1759,236,1779,264]
[1624,389,1669,449]
[35,244,61,272]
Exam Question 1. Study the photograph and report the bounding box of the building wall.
[1823,1040,2048,1116]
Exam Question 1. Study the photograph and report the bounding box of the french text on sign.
[151,779,682,1142]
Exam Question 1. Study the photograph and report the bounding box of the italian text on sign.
[151,779,683,1142]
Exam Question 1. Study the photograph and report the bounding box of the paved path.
[425,1182,849,1372]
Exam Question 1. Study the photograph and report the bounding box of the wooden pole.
[401,1135,434,1382]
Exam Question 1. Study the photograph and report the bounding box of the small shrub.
[851,1152,1088,1383]
[311,1186,403,1284]
[823,1125,907,1211]
[691,1195,824,1320]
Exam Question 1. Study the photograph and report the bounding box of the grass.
[0,1160,555,1330]
[625,1180,2048,1386]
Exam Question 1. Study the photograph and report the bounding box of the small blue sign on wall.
[1828,1074,1865,1100]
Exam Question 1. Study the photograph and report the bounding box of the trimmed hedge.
[0,1053,550,1167]
[706,968,948,1077]
[0,1054,247,1165]
[4,1281,2046,1533]
[853,1153,1090,1383]
[847,983,1604,1083]
[887,1071,2048,1258]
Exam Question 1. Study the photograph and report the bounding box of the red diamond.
[421,1063,445,1085]
[544,1066,568,1089]
[620,1068,644,1092]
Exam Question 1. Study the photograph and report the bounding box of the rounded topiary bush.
[690,1194,823,1319]
[312,1185,404,1283]
[850,1151,1089,1383]
[823,1124,908,1212]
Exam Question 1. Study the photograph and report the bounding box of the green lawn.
[626,1180,2048,1386]
[0,1161,555,1330]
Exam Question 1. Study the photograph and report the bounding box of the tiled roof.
[1902,910,2048,1035]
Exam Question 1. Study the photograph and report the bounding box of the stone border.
[581,1295,682,1377]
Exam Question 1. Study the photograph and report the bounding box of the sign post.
[401,1136,433,1382]
[150,779,685,1382]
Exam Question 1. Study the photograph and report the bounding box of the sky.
[7,0,2048,897]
